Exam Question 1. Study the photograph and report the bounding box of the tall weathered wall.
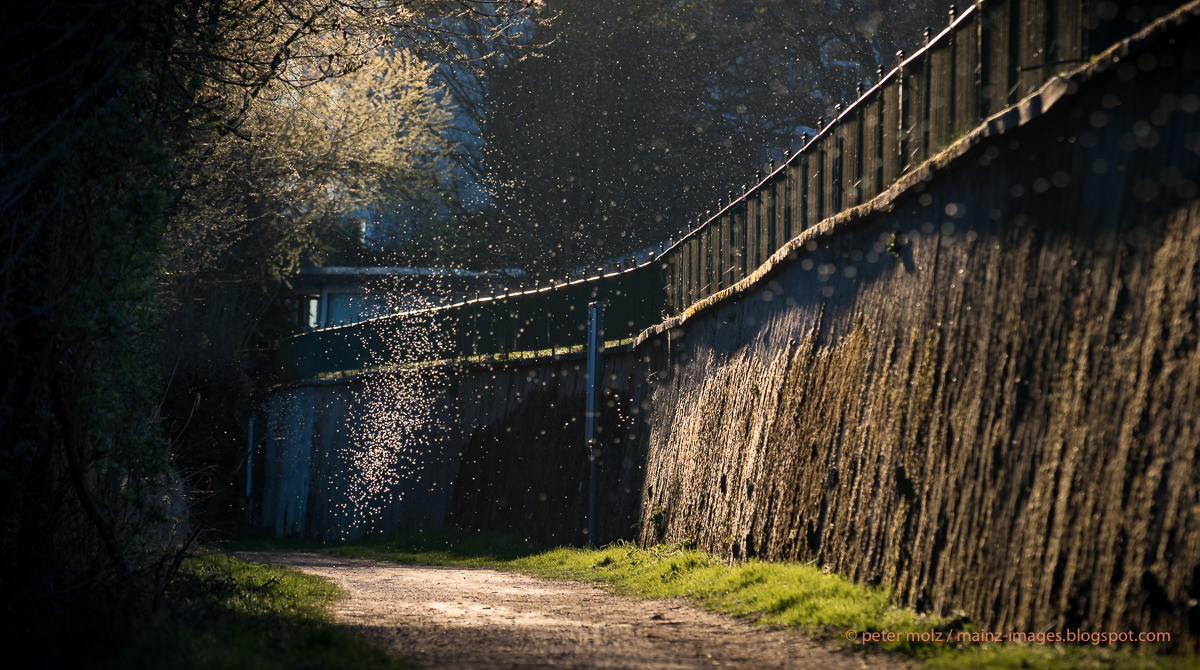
[629,23,1200,642]
[446,352,647,546]
[261,352,645,544]
[262,13,1200,646]
[262,375,462,539]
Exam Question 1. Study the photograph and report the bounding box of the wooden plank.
[721,209,732,289]
[682,241,692,311]
[822,135,838,221]
[981,0,1017,114]
[765,185,773,262]
[777,165,787,243]
[675,242,685,310]
[713,214,725,292]
[1052,0,1084,76]
[955,10,982,135]
[665,248,675,313]
[690,237,700,305]
[1019,0,1046,100]
[929,38,954,154]
[748,192,760,270]
[841,111,861,208]
[710,216,719,295]
[874,89,888,195]
[863,94,883,200]
[763,179,773,259]
[777,172,787,254]
[665,255,676,314]
[758,187,767,267]
[795,155,808,234]
[722,210,730,291]
[691,238,700,304]
[807,146,823,226]
[675,249,685,313]
[757,186,769,265]
[678,252,687,314]
[905,52,929,168]
[720,207,729,285]
[883,81,902,186]
[735,202,746,282]
[740,196,752,277]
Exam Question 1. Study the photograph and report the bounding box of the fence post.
[897,51,907,173]
[585,301,604,547]
[784,162,793,242]
[801,150,810,232]
[949,6,958,137]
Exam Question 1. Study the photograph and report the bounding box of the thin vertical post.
[898,53,907,173]
[855,105,864,206]
[472,298,479,357]
[783,164,793,241]
[585,301,604,547]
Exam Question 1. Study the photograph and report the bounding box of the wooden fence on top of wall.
[276,0,1180,382]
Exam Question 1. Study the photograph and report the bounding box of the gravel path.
[239,552,899,670]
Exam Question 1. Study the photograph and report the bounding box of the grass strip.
[102,552,412,670]
[306,339,640,381]
[233,529,1199,670]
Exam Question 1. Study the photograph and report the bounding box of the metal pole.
[585,301,604,547]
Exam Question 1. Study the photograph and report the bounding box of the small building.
[282,266,528,330]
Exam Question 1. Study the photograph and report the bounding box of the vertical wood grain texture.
[822,136,838,220]
[907,54,930,166]
[929,40,954,152]
[808,148,824,232]
[884,80,903,183]
[862,97,882,201]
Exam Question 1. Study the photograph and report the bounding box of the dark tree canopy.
[0,0,534,657]
[405,0,946,277]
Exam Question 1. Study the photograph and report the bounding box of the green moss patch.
[229,529,1198,669]
[102,552,412,670]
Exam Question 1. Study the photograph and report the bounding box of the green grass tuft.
[499,541,924,637]
[228,528,1199,670]
[102,552,412,670]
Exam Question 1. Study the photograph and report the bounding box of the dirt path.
[239,552,899,670]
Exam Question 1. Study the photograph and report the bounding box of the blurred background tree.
[404,0,945,278]
[0,0,534,660]
[158,47,460,526]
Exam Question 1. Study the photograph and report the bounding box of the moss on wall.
[634,33,1200,645]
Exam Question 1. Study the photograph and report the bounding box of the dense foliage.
[107,553,413,669]
[412,0,947,277]
[0,0,532,659]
